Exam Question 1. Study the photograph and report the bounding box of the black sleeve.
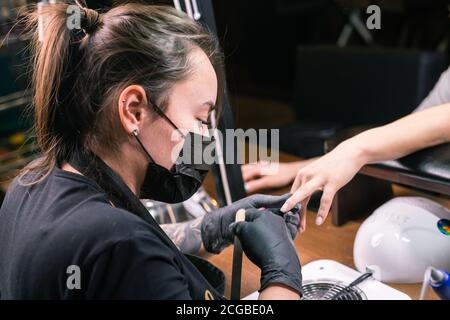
[84,231,192,300]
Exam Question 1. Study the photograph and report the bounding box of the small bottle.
[429,268,450,300]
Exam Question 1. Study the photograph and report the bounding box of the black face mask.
[133,101,215,203]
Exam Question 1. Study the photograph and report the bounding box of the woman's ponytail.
[21,1,101,183]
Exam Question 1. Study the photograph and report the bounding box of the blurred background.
[0,0,449,203]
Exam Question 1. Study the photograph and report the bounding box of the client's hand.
[242,160,315,194]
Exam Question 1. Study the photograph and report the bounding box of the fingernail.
[280,204,288,212]
[244,184,249,192]
[315,216,323,226]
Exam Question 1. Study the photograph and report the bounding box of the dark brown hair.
[19,1,224,184]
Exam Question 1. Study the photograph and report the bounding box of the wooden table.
[204,152,442,300]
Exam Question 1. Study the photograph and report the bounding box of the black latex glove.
[201,194,300,254]
[230,208,303,296]
[267,206,300,240]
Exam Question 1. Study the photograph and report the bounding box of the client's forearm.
[345,103,450,164]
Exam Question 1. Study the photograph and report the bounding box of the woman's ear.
[117,85,150,135]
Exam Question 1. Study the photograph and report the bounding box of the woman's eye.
[197,118,211,126]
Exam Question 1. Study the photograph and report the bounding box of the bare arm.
[351,103,450,163]
[281,103,450,229]
[259,284,301,300]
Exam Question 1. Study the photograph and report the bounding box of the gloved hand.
[230,208,303,296]
[201,194,300,253]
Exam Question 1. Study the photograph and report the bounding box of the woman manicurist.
[0,2,302,300]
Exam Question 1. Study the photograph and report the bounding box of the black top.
[0,167,222,299]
